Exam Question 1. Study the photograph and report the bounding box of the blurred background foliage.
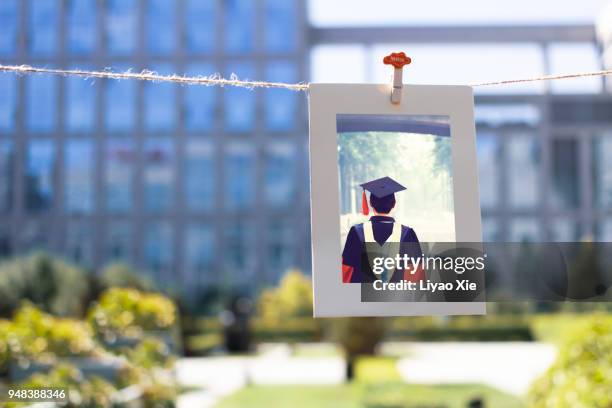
[0,253,91,317]
[89,287,177,340]
[0,254,181,407]
[528,316,612,407]
[258,269,313,322]
[0,253,611,407]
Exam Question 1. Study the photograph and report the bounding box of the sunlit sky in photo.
[308,0,610,94]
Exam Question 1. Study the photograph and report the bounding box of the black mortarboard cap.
[359,176,406,215]
[360,176,406,198]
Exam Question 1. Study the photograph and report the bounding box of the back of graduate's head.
[370,193,396,214]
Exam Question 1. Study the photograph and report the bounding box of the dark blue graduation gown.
[341,215,421,283]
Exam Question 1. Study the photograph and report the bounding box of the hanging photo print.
[309,84,484,317]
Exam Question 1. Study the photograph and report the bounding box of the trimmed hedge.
[183,315,534,355]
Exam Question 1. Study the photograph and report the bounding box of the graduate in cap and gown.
[341,176,423,284]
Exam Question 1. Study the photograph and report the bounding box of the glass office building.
[0,0,309,294]
[1,1,612,295]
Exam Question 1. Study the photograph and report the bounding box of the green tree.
[258,269,313,322]
[0,253,90,317]
[528,315,612,407]
[100,262,156,292]
[88,287,177,340]
[332,317,388,381]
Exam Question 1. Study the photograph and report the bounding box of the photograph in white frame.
[308,84,484,317]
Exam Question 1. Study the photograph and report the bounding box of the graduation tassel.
[362,189,369,216]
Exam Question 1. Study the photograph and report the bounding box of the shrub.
[6,304,98,364]
[119,360,178,408]
[528,315,612,407]
[0,253,90,318]
[12,364,117,408]
[254,270,323,346]
[89,288,177,340]
[1,291,179,407]
[99,263,155,292]
[123,337,173,369]
[257,270,313,322]
[0,319,10,371]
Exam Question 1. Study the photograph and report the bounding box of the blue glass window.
[185,63,216,131]
[29,0,58,56]
[66,72,96,132]
[549,219,579,242]
[185,140,214,212]
[26,75,56,133]
[144,139,174,213]
[265,0,296,53]
[144,222,173,280]
[476,133,500,209]
[265,62,297,131]
[265,143,295,207]
[224,63,255,132]
[507,135,539,209]
[225,222,254,271]
[65,221,92,265]
[106,222,132,262]
[0,75,17,132]
[145,64,176,131]
[106,139,134,213]
[106,0,136,55]
[597,219,612,241]
[302,141,310,203]
[593,134,612,209]
[267,221,294,280]
[186,0,215,54]
[0,141,13,213]
[25,140,55,212]
[225,143,255,211]
[225,0,254,54]
[482,218,500,242]
[67,0,96,55]
[0,0,17,56]
[185,224,214,284]
[551,138,579,209]
[147,0,176,55]
[302,218,312,272]
[0,223,10,256]
[509,217,541,243]
[21,221,49,251]
[65,139,94,214]
[105,65,135,132]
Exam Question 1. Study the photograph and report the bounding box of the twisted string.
[1,63,611,90]
[0,64,310,91]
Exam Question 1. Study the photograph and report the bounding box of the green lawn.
[216,355,524,408]
[215,383,524,408]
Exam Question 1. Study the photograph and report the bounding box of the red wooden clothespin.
[383,52,411,104]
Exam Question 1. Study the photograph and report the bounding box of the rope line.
[469,68,612,87]
[0,64,310,91]
[1,63,611,90]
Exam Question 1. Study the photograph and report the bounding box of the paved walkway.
[175,345,345,407]
[175,342,556,407]
[395,342,557,395]
[175,357,250,407]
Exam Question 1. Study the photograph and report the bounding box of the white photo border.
[308,83,484,317]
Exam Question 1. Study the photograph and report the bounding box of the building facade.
[0,0,310,294]
[1,1,612,294]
